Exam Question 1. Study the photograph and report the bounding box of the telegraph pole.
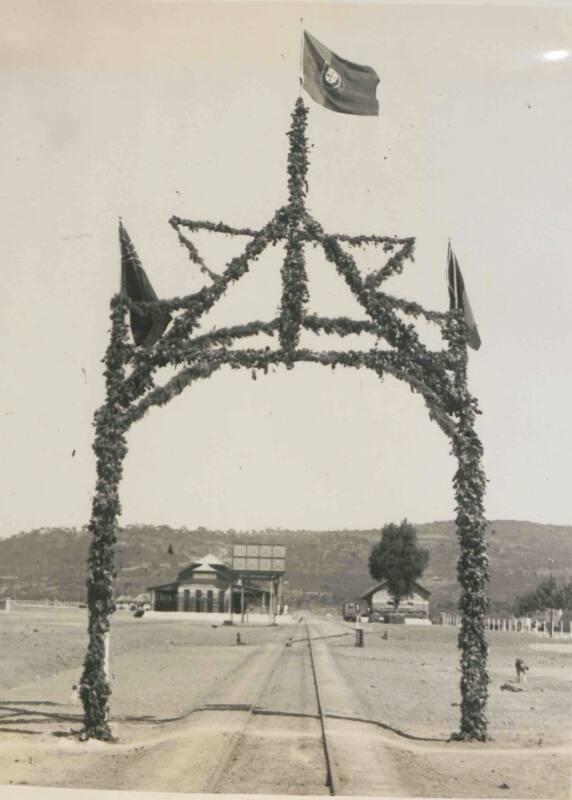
[240,576,245,624]
[548,558,554,638]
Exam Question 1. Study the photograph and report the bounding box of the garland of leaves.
[446,312,489,741]
[79,297,130,740]
[280,101,310,356]
[81,96,489,742]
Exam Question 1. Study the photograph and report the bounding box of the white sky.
[1,1,572,538]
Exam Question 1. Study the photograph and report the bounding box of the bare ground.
[0,607,570,797]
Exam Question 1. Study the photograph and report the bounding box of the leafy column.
[279,98,310,358]
[79,297,130,740]
[447,312,489,741]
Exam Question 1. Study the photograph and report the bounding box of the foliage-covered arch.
[80,99,488,743]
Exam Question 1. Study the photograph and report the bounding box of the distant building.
[147,553,269,613]
[360,580,431,618]
[115,594,144,609]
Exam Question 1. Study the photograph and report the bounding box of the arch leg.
[79,300,130,740]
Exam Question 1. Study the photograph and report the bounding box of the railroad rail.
[205,619,340,794]
[305,621,340,795]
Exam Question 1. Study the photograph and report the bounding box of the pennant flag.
[119,221,171,347]
[302,31,380,116]
[447,243,481,350]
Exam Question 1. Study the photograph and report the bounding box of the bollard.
[355,628,364,648]
[236,632,242,646]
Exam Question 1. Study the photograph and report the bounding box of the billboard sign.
[232,544,286,575]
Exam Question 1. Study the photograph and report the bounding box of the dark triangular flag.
[447,243,481,350]
[119,221,171,347]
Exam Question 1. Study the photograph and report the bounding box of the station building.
[360,579,431,618]
[147,553,269,613]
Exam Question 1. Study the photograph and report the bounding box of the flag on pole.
[447,243,481,350]
[302,31,380,116]
[119,221,171,348]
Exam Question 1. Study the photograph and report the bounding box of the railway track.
[305,620,340,795]
[204,617,407,795]
[56,618,405,794]
[206,619,338,794]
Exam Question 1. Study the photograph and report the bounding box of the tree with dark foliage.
[368,520,429,612]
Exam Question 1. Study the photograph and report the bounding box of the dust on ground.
[0,607,570,797]
[329,623,572,746]
[325,620,571,797]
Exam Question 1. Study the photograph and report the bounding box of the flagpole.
[450,239,458,311]
[298,18,304,97]
[119,217,125,296]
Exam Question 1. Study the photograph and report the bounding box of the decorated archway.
[79,99,489,742]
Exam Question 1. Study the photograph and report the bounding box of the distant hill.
[0,521,571,613]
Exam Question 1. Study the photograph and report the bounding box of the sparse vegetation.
[1,521,571,614]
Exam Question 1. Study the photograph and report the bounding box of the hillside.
[0,521,571,613]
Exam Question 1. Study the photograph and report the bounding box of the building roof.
[186,553,227,573]
[146,581,178,591]
[146,553,234,590]
[360,579,431,600]
[199,553,226,566]
[177,552,233,580]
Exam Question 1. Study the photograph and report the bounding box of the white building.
[147,553,268,613]
[360,579,431,618]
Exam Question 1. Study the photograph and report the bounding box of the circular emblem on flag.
[321,63,343,93]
